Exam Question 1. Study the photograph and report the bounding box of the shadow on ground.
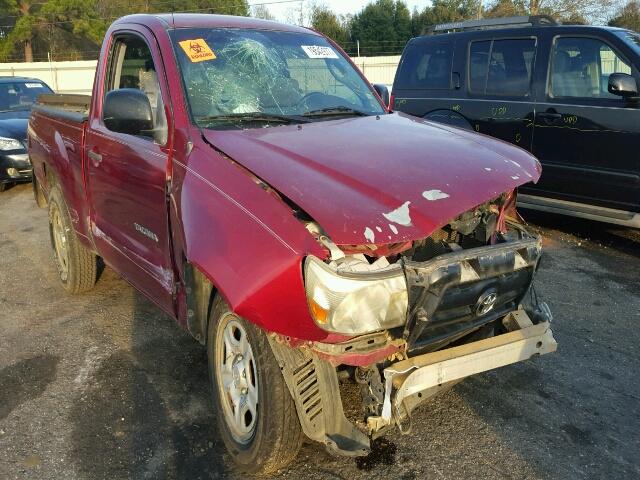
[68,293,230,480]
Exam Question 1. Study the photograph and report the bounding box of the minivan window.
[395,41,454,90]
[550,37,632,99]
[469,38,536,96]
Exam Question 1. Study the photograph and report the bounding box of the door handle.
[88,150,102,166]
[538,111,563,124]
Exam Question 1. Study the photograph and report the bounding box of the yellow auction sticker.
[178,39,216,63]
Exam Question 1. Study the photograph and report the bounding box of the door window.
[550,37,632,99]
[105,35,167,143]
[468,38,536,96]
[395,41,454,89]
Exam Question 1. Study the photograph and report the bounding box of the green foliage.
[412,0,481,35]
[0,0,108,61]
[349,0,412,56]
[485,0,528,18]
[310,4,348,45]
[609,1,640,31]
[0,0,249,62]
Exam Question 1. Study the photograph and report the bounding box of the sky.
[259,0,433,24]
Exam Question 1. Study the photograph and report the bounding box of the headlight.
[0,137,23,151]
[304,255,408,335]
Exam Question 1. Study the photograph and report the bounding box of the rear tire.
[48,185,97,293]
[207,296,303,474]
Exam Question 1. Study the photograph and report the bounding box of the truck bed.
[29,93,91,242]
[33,94,91,123]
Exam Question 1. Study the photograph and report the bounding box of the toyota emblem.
[476,290,498,316]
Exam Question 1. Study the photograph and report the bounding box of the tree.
[349,0,413,56]
[485,0,528,18]
[0,0,106,62]
[484,0,613,23]
[412,0,481,35]
[609,1,640,31]
[252,5,275,21]
[310,4,348,45]
[0,0,250,62]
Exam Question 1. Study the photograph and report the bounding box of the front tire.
[207,297,303,474]
[48,185,97,293]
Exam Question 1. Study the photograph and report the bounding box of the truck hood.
[202,112,541,245]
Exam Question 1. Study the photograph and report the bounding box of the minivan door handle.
[538,110,563,124]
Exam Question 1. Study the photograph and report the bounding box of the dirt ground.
[1,182,639,480]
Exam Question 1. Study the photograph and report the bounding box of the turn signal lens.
[309,298,329,325]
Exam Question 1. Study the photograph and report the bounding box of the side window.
[395,41,454,89]
[105,35,167,143]
[469,38,536,96]
[550,37,632,100]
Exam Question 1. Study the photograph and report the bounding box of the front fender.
[173,142,330,341]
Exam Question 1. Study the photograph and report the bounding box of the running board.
[518,194,640,228]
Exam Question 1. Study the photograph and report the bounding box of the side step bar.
[518,194,640,228]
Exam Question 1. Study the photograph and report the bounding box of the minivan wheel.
[207,296,304,474]
[48,185,97,293]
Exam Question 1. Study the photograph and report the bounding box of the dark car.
[0,77,53,192]
[392,16,640,228]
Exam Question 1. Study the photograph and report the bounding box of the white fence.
[0,56,399,95]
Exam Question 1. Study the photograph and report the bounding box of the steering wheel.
[297,91,334,111]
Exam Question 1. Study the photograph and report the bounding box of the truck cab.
[392,16,640,228]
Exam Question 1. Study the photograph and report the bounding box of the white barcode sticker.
[25,83,43,88]
[301,45,338,59]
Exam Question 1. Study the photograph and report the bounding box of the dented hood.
[202,112,541,245]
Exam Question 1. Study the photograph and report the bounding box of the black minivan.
[392,16,640,228]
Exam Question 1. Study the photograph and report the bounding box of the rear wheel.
[48,186,97,293]
[207,297,303,474]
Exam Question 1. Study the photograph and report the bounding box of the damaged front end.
[268,195,556,456]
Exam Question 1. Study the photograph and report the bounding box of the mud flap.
[267,336,370,457]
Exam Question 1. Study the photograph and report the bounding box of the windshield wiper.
[197,112,310,125]
[303,106,370,117]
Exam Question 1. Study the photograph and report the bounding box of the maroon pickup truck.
[28,13,556,474]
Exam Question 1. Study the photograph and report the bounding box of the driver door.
[528,35,640,212]
[85,28,176,315]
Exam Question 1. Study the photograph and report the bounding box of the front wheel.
[207,297,303,474]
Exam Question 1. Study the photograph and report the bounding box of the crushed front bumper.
[367,308,556,434]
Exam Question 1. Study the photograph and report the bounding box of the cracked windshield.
[170,28,385,128]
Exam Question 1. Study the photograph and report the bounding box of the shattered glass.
[170,28,385,127]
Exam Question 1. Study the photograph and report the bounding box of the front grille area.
[409,267,533,352]
[402,237,541,353]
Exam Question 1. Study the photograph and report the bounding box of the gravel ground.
[1,182,639,480]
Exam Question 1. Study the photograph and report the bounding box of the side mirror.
[373,83,390,108]
[103,88,153,136]
[608,73,638,98]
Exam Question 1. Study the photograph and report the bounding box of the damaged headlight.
[304,255,408,335]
